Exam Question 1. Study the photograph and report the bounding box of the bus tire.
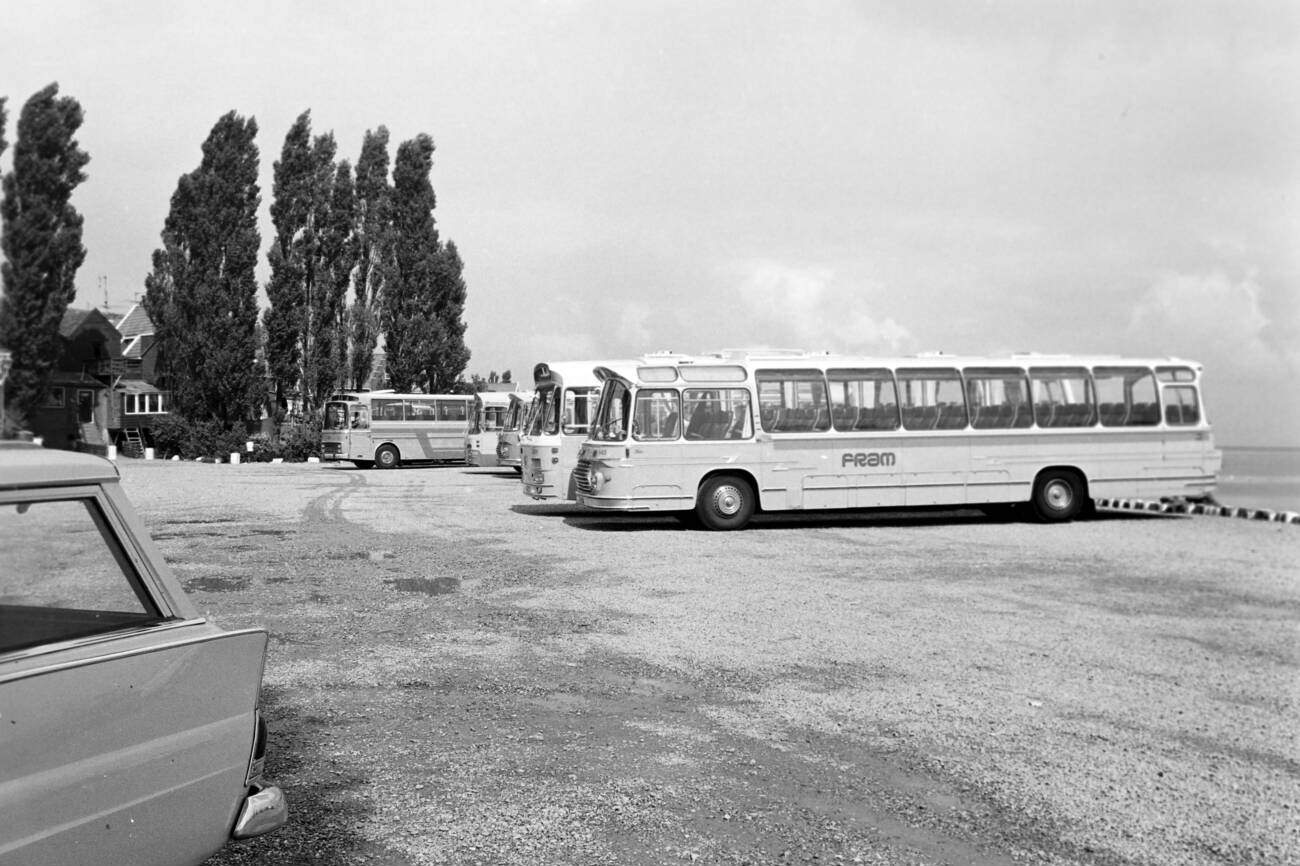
[696,475,755,531]
[375,445,401,470]
[1032,469,1084,522]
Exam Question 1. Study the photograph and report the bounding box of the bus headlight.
[591,470,606,492]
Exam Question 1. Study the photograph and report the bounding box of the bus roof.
[595,352,1207,387]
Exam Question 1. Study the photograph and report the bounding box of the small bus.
[520,361,620,500]
[321,391,472,469]
[494,390,535,474]
[465,391,514,467]
[574,350,1222,529]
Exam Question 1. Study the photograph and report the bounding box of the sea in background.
[1215,446,1300,514]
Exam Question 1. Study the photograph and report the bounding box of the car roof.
[0,442,121,490]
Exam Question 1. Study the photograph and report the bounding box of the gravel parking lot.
[112,459,1298,866]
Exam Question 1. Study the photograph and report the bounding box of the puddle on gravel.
[184,575,252,593]
[385,576,460,595]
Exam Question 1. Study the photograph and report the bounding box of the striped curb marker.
[1095,497,1300,525]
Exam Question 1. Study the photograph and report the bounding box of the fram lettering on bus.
[841,451,897,468]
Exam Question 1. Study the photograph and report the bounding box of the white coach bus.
[321,391,472,469]
[494,390,535,474]
[465,391,514,467]
[574,350,1221,530]
[520,362,610,500]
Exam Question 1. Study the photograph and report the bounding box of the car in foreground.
[0,442,286,865]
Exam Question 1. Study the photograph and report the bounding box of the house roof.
[58,307,115,338]
[116,303,154,338]
[59,308,94,337]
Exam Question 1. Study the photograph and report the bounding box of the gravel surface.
[112,459,1298,866]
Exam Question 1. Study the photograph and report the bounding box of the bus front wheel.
[696,475,755,531]
[375,445,401,470]
[1032,470,1084,522]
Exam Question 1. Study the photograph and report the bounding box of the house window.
[124,393,166,415]
[44,387,65,408]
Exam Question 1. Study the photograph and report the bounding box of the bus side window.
[375,399,404,421]
[964,368,1029,429]
[897,369,965,431]
[1030,368,1094,427]
[1095,367,1158,427]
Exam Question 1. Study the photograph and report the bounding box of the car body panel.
[0,442,285,865]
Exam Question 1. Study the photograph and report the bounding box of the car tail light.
[246,711,268,786]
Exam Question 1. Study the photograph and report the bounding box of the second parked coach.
[321,391,472,469]
[575,350,1221,529]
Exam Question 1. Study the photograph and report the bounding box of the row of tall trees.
[146,109,470,427]
[0,82,470,436]
[258,113,469,420]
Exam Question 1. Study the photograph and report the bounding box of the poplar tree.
[424,238,469,392]
[263,110,351,417]
[314,159,355,403]
[347,127,391,389]
[143,112,261,428]
[0,84,89,424]
[381,134,469,393]
[381,134,438,392]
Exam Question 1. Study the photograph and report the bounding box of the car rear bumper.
[232,782,288,839]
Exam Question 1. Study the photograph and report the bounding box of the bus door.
[625,387,690,504]
[346,404,370,460]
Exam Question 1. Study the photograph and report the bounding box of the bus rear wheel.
[1032,470,1084,522]
[375,445,401,470]
[696,475,755,531]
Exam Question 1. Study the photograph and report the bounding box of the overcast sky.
[2,1,1296,446]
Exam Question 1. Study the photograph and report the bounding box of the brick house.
[23,308,120,453]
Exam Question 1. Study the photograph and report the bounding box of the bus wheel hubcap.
[714,487,742,516]
[1046,481,1072,510]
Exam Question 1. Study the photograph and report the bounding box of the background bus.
[321,391,472,469]
[465,391,514,468]
[520,361,612,500]
[494,391,535,474]
[575,351,1221,529]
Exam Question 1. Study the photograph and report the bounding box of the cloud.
[1126,270,1298,445]
[723,260,915,355]
[1126,270,1294,370]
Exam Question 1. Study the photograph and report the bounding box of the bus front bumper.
[577,492,693,512]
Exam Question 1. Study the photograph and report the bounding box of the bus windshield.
[591,380,631,441]
[324,402,348,431]
[528,389,556,436]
